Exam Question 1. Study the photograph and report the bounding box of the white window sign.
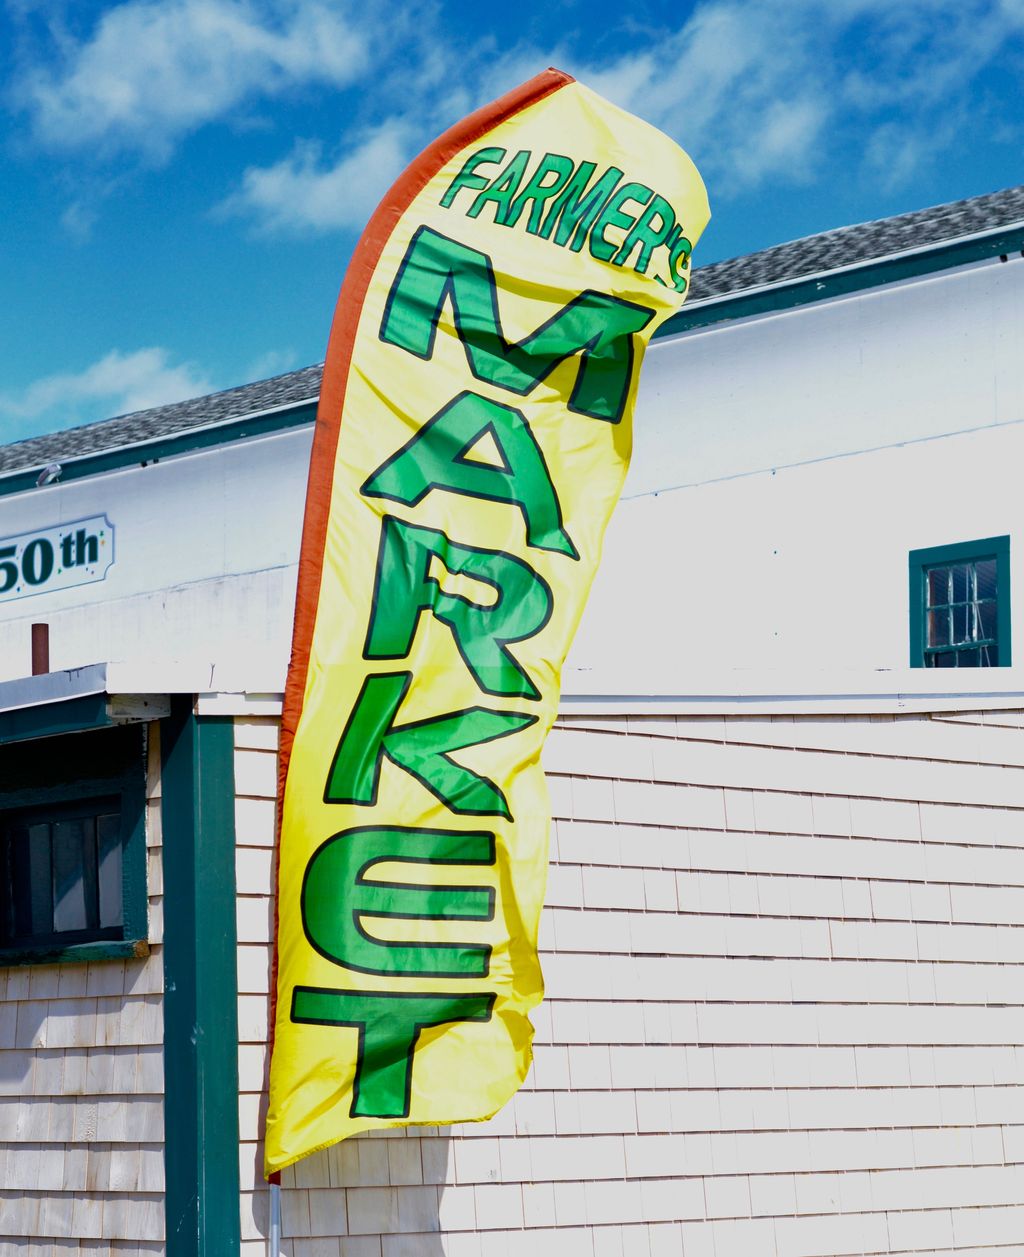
[0,516,114,604]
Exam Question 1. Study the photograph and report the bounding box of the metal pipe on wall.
[31,623,49,675]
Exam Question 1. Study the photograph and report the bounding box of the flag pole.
[268,1180,282,1257]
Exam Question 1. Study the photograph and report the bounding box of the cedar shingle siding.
[234,709,1024,1256]
[0,729,165,1252]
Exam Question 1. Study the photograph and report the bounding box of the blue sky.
[2,0,1023,444]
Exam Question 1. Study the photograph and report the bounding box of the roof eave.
[0,395,319,499]
[657,216,1024,340]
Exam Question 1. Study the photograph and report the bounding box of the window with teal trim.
[0,724,148,964]
[910,536,1011,668]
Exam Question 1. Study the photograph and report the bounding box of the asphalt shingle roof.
[689,183,1024,302]
[0,362,323,477]
[3,183,1023,479]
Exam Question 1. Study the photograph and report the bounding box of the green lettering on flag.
[302,825,496,978]
[324,672,535,817]
[292,987,495,1118]
[362,390,578,559]
[380,226,654,423]
[364,517,552,700]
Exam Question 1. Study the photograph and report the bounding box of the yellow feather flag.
[265,69,709,1173]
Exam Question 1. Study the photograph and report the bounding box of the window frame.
[0,721,149,966]
[909,535,1011,669]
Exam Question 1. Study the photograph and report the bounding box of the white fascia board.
[12,661,1024,719]
[0,664,170,723]
[558,694,1024,716]
[199,689,1024,720]
[195,692,284,717]
[197,668,1024,718]
[558,667,1024,716]
[105,656,286,698]
[0,658,285,716]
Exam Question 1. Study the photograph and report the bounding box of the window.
[909,536,1011,668]
[0,724,147,963]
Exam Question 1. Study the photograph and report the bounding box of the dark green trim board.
[658,225,1024,338]
[909,535,1011,668]
[0,937,145,966]
[0,692,110,745]
[0,400,316,499]
[161,698,241,1257]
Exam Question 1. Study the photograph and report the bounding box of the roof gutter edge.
[658,215,1024,339]
[0,395,319,498]
[0,662,109,714]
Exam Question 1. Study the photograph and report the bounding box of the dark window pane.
[956,648,981,667]
[97,813,123,929]
[52,818,92,933]
[976,559,998,600]
[6,825,32,937]
[952,604,969,644]
[984,642,1000,666]
[7,823,54,939]
[929,651,959,668]
[927,568,949,607]
[928,609,950,647]
[27,824,53,936]
[951,565,970,603]
[978,600,997,642]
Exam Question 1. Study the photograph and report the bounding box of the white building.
[2,183,1024,1256]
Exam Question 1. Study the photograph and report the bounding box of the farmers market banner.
[265,68,709,1173]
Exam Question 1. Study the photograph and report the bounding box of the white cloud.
[557,4,829,193]
[16,0,367,160]
[220,0,1023,236]
[243,347,300,379]
[0,348,214,439]
[18,0,1023,234]
[727,99,824,188]
[217,120,412,234]
[60,198,101,240]
[562,0,1024,195]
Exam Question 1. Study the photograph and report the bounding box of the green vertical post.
[161,696,241,1257]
